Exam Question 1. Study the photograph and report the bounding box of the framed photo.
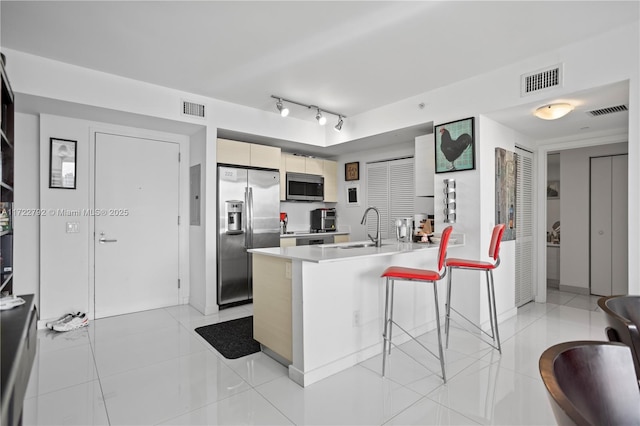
[345,183,360,207]
[49,138,77,189]
[345,161,359,181]
[435,117,475,173]
[547,181,560,199]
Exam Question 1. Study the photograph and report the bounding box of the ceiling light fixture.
[316,109,327,125]
[276,98,289,117]
[270,95,346,129]
[533,103,574,120]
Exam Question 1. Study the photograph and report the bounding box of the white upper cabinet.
[216,138,281,170]
[414,133,435,197]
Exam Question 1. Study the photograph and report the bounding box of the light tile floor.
[23,289,607,425]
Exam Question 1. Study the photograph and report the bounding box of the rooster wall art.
[435,117,475,173]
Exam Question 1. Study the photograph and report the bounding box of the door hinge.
[178,152,181,162]
[178,279,181,289]
[178,216,181,225]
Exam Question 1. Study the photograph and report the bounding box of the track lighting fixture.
[270,95,346,129]
[316,109,327,125]
[276,98,289,117]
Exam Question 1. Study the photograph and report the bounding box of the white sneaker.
[46,312,82,330]
[53,313,89,332]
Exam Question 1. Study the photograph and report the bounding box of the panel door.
[590,156,613,296]
[94,133,179,318]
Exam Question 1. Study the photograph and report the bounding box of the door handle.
[99,232,117,243]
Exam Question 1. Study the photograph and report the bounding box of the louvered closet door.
[389,159,415,235]
[366,158,414,239]
[515,149,534,307]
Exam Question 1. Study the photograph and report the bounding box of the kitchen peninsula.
[248,236,464,387]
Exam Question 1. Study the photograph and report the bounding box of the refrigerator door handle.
[244,187,249,248]
[247,187,254,248]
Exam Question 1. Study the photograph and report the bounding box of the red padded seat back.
[437,226,454,271]
[488,224,506,261]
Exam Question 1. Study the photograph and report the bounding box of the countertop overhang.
[249,234,465,263]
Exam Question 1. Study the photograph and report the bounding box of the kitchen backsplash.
[280,201,336,233]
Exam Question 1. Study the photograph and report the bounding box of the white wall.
[559,142,627,291]
[13,113,40,301]
[38,115,191,321]
[188,127,208,313]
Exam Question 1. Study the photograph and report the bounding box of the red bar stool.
[444,224,506,353]
[380,225,453,382]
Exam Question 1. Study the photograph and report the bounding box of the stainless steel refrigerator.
[217,166,280,307]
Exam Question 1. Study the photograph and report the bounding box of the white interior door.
[590,156,613,296]
[94,133,180,318]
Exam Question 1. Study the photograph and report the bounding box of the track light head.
[334,116,344,132]
[276,99,289,117]
[316,109,327,125]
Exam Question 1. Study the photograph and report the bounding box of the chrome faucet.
[361,206,382,247]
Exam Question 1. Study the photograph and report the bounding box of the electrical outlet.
[352,310,360,327]
[66,222,79,233]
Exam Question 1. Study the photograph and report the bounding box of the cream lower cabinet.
[217,138,281,169]
[253,254,292,363]
[334,234,349,243]
[280,238,296,247]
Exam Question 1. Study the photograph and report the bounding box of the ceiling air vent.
[587,104,628,117]
[182,100,206,118]
[521,64,562,96]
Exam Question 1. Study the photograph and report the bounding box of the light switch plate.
[66,222,79,233]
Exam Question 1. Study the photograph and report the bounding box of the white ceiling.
[1,1,637,145]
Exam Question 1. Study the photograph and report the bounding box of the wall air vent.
[182,100,206,118]
[521,64,562,96]
[587,104,628,117]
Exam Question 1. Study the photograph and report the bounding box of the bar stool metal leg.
[433,282,446,382]
[489,270,501,353]
[485,270,496,346]
[445,267,453,349]
[382,277,391,376]
[388,280,395,355]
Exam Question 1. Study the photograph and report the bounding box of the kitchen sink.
[338,242,387,249]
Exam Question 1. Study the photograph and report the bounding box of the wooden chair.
[539,341,640,426]
[597,295,640,381]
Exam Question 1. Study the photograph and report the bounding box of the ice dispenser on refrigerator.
[225,200,244,234]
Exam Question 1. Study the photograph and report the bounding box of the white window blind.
[366,158,414,239]
[515,149,534,306]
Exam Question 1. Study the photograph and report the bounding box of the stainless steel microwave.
[286,172,324,201]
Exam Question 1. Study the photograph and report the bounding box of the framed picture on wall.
[345,183,360,207]
[434,117,475,173]
[49,138,77,189]
[345,161,359,181]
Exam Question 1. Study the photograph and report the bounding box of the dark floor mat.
[195,316,261,359]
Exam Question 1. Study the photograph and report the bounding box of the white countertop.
[250,234,465,263]
[280,231,350,238]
